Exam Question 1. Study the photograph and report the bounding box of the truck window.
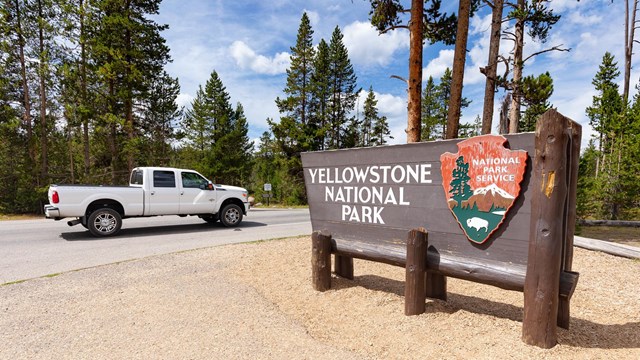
[130,169,144,185]
[181,172,208,189]
[153,170,176,188]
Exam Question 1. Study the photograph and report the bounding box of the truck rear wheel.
[88,208,122,237]
[220,204,242,227]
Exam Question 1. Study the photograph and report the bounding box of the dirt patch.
[1,237,639,359]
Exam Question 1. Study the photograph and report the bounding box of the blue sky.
[153,0,637,149]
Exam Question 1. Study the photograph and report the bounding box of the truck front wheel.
[87,208,122,237]
[220,204,242,227]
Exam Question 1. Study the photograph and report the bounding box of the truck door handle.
[180,191,184,195]
[151,191,155,195]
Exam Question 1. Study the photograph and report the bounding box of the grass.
[0,214,41,221]
[251,203,309,209]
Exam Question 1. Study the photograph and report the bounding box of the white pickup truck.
[44,167,250,237]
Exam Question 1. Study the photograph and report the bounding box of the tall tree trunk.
[125,0,134,172]
[623,0,638,103]
[407,0,424,143]
[37,0,48,182]
[446,0,471,139]
[481,0,504,134]
[14,0,35,168]
[508,0,525,134]
[80,0,90,177]
[108,80,117,184]
[499,93,510,134]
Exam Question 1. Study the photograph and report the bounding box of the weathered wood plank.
[578,220,640,227]
[331,238,578,298]
[574,236,640,259]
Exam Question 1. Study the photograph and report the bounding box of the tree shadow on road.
[61,221,268,241]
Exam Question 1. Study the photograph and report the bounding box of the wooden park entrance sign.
[301,110,581,348]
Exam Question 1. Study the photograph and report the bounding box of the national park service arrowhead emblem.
[440,135,528,244]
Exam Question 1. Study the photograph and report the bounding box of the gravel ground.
[1,236,639,359]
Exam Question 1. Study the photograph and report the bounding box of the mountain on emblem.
[440,135,528,244]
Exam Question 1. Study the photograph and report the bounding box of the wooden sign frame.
[302,110,581,348]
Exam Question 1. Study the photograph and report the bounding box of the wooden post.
[312,230,332,292]
[558,119,582,329]
[523,109,571,348]
[335,255,354,280]
[405,228,428,315]
[426,272,447,301]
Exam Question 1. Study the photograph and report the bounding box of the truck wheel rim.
[94,212,117,233]
[225,208,239,224]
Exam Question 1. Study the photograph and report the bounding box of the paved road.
[0,208,311,284]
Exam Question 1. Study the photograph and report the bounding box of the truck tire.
[87,208,122,237]
[220,204,242,227]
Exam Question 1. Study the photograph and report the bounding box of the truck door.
[179,171,216,214]
[148,170,180,215]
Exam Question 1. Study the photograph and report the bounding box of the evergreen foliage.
[519,72,554,132]
[360,87,392,146]
[421,68,470,140]
[580,53,640,220]
[180,71,253,187]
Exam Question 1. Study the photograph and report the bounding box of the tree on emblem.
[449,155,472,206]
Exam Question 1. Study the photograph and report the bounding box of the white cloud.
[342,21,409,67]
[175,93,194,108]
[567,11,602,26]
[303,9,320,27]
[550,0,584,13]
[423,49,454,80]
[229,41,290,75]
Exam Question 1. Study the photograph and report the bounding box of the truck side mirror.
[207,181,214,190]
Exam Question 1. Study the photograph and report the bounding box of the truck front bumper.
[44,205,61,219]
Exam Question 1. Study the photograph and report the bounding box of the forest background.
[1,0,638,220]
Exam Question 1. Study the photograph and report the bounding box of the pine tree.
[421,68,470,140]
[309,39,331,150]
[586,53,624,178]
[372,114,392,146]
[181,70,236,180]
[214,103,253,186]
[582,53,638,219]
[519,72,554,132]
[273,12,316,156]
[92,0,171,181]
[361,87,378,146]
[327,26,359,149]
[421,76,441,141]
[139,71,181,166]
[459,115,481,138]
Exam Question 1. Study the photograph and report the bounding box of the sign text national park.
[307,164,433,224]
